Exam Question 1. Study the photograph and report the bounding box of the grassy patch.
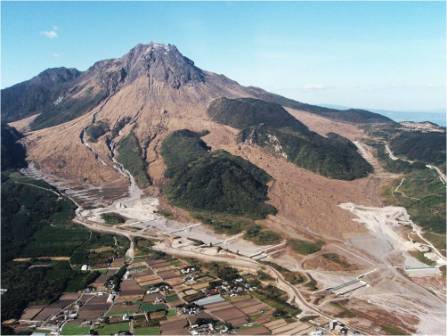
[409,250,436,266]
[192,212,250,235]
[288,239,324,255]
[166,294,179,303]
[423,231,446,253]
[253,285,301,318]
[61,323,90,335]
[262,261,305,285]
[96,322,129,335]
[134,238,155,255]
[381,324,410,335]
[244,224,281,245]
[139,303,167,313]
[101,212,126,225]
[321,253,351,269]
[383,169,445,235]
[118,132,151,188]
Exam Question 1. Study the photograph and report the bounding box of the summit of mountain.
[1,41,391,197]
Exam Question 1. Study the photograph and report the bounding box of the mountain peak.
[34,67,81,85]
[90,42,204,89]
[124,42,204,88]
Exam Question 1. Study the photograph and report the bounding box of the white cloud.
[40,26,59,39]
[302,84,330,90]
[52,53,60,57]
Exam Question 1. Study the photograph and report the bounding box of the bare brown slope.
[21,68,253,188]
[17,43,389,240]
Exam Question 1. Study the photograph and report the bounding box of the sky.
[1,1,445,113]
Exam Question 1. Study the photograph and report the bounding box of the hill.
[1,124,27,171]
[209,97,373,180]
[1,68,81,124]
[161,130,276,219]
[390,131,446,167]
[244,86,395,124]
[208,97,308,131]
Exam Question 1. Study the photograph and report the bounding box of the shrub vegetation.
[209,97,373,180]
[118,132,151,188]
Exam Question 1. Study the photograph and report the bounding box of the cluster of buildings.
[9,252,326,335]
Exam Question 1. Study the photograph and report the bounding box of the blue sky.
[1,1,445,112]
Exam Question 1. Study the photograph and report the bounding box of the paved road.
[426,164,447,184]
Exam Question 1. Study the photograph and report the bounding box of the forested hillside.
[209,97,373,180]
[1,124,27,171]
[161,129,276,219]
[161,130,280,243]
[390,131,446,167]
[1,126,128,325]
[118,132,151,188]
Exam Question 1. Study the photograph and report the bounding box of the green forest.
[118,132,151,188]
[390,131,446,168]
[161,130,279,243]
[208,97,373,180]
[1,126,129,324]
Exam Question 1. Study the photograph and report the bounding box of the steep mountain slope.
[244,86,395,124]
[2,43,394,130]
[1,68,81,123]
[2,42,445,336]
[390,131,446,167]
[1,42,387,229]
[1,124,27,171]
[208,97,308,131]
[208,97,372,180]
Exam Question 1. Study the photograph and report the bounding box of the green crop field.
[96,322,130,335]
[61,323,90,335]
[101,212,127,225]
[288,239,324,255]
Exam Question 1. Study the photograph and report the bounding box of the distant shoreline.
[378,111,446,127]
[320,104,446,127]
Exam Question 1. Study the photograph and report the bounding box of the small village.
[7,243,361,336]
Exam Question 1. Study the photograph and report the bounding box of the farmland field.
[96,322,130,335]
[61,322,91,335]
[134,327,161,335]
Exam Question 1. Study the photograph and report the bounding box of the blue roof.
[194,294,225,306]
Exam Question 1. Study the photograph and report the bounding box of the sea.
[376,110,446,127]
[320,104,446,127]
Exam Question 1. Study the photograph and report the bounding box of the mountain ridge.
[2,42,394,129]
